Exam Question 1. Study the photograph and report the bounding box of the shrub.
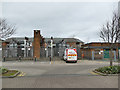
[95,65,120,74]
[0,67,8,74]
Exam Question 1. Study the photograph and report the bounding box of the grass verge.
[2,70,18,77]
[94,65,120,74]
[0,67,8,74]
[0,67,19,77]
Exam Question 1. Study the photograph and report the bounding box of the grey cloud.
[2,2,118,42]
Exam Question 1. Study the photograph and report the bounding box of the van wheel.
[66,61,68,63]
[74,61,77,63]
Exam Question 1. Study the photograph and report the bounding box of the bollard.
[19,56,21,62]
[3,56,5,62]
[34,56,37,62]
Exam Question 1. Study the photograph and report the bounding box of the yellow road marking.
[90,71,99,75]
[22,72,26,76]
[18,72,26,77]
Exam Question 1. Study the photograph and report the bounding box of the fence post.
[34,56,37,62]
[81,51,83,60]
[102,51,104,61]
[118,48,120,62]
[92,51,94,60]
[46,48,48,58]
[19,56,21,62]
[50,56,51,64]
[3,56,5,62]
[113,51,116,62]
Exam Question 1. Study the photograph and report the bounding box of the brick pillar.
[33,30,40,59]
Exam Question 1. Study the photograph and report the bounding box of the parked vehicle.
[64,48,77,63]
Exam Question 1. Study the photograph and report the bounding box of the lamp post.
[25,37,29,57]
[50,37,53,64]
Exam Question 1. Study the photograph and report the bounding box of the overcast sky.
[2,2,118,42]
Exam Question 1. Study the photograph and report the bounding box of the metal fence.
[2,45,77,60]
[2,45,120,62]
[81,49,120,61]
[40,46,67,58]
[2,46,33,58]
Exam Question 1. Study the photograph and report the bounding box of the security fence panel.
[113,51,116,61]
[47,47,51,57]
[40,47,46,57]
[39,46,68,59]
[17,47,23,57]
[41,47,64,58]
[53,47,59,56]
[2,44,82,61]
[81,50,92,60]
[2,46,33,59]
[29,47,33,57]
[94,50,103,60]
[76,46,80,58]
[58,46,66,57]
[0,48,2,59]
[92,51,94,60]
[119,49,120,60]
[2,48,8,57]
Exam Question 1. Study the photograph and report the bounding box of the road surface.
[1,60,119,88]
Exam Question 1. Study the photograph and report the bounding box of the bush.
[0,67,8,74]
[95,65,120,74]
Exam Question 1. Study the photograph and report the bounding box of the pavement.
[1,60,119,88]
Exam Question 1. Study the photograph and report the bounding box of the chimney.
[33,30,40,58]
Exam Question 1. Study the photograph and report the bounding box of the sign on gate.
[104,50,109,58]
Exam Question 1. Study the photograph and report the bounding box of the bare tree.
[0,18,16,40]
[99,12,120,66]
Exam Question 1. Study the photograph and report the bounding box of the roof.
[81,42,120,49]
[44,38,83,43]
[83,42,120,45]
[4,37,83,43]
[5,37,33,42]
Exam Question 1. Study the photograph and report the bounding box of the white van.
[64,48,77,63]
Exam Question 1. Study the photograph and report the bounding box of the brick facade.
[33,30,41,58]
[81,43,120,60]
[1,30,83,59]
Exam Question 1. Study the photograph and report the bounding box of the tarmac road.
[1,60,119,88]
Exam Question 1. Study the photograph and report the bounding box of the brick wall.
[81,43,120,60]
[33,30,41,58]
[66,42,76,48]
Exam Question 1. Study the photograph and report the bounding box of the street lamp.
[51,36,53,61]
[25,37,29,57]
